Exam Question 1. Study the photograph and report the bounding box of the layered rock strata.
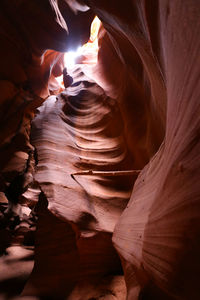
[0,0,200,299]
[22,69,135,298]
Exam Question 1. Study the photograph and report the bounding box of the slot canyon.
[0,1,200,299]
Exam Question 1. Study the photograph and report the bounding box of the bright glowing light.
[56,16,102,87]
[64,50,78,69]
[64,17,102,69]
[90,16,101,42]
[81,16,101,58]
[55,74,64,87]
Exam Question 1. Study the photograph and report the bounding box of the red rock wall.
[0,0,93,188]
[0,1,94,298]
[83,0,200,298]
[22,75,130,298]
[0,0,200,299]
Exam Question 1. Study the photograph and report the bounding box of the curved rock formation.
[0,0,93,189]
[0,0,200,299]
[83,0,200,298]
[0,2,94,298]
[22,69,133,298]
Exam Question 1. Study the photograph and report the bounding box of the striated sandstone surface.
[0,0,200,299]
[22,69,133,298]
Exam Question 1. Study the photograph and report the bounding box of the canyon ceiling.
[0,0,200,299]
